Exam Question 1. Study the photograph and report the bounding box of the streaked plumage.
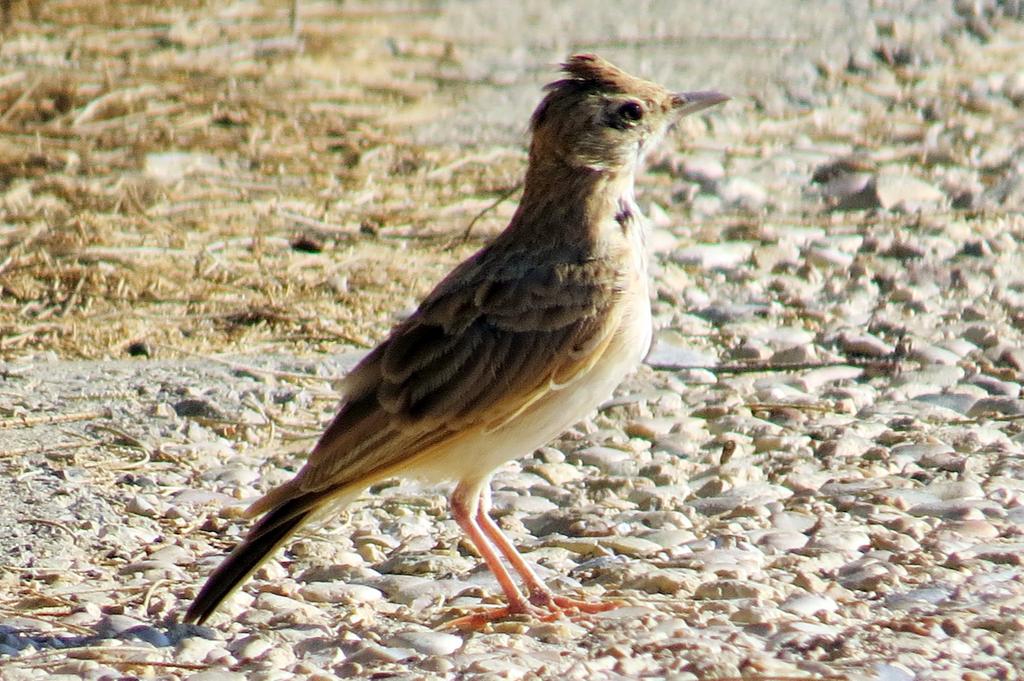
[184,54,726,627]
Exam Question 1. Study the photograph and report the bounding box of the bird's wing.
[284,251,626,498]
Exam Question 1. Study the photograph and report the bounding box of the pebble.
[967,396,1024,417]
[937,519,999,539]
[898,365,966,388]
[769,343,818,364]
[231,635,273,662]
[699,301,770,323]
[771,511,817,532]
[97,614,146,635]
[910,343,962,366]
[807,529,870,553]
[838,560,901,591]
[125,494,162,518]
[797,365,864,391]
[688,495,746,515]
[874,173,946,211]
[780,594,839,616]
[807,246,854,269]
[750,325,816,347]
[648,227,678,253]
[250,593,323,620]
[388,630,463,656]
[885,586,951,610]
[812,156,875,203]
[671,242,755,270]
[912,392,978,415]
[177,636,227,664]
[119,559,186,580]
[527,462,584,485]
[754,530,809,552]
[361,575,467,605]
[463,657,530,677]
[918,448,967,472]
[526,620,588,643]
[186,673,248,681]
[680,155,725,185]
[493,492,557,514]
[568,446,634,474]
[716,177,768,211]
[815,436,871,459]
[642,529,696,549]
[299,582,384,604]
[889,442,955,464]
[346,643,416,664]
[840,332,895,357]
[928,480,984,500]
[597,535,663,557]
[678,547,765,576]
[966,374,1021,397]
[625,418,676,439]
[694,579,774,600]
[941,338,977,357]
[149,544,192,564]
[909,500,993,520]
[620,568,694,595]
[420,657,455,674]
[874,663,916,681]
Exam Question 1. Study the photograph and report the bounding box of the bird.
[183,54,727,628]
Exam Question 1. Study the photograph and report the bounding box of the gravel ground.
[2,1,1024,680]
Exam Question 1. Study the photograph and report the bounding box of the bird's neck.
[506,156,642,252]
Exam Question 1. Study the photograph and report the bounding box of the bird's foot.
[441,591,622,630]
[531,591,621,616]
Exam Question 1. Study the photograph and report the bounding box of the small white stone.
[299,582,384,604]
[388,630,463,656]
[185,671,248,681]
[717,177,767,211]
[671,242,755,270]
[780,594,838,616]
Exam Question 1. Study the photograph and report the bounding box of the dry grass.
[0,0,525,360]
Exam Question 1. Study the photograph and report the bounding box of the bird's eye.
[617,101,644,124]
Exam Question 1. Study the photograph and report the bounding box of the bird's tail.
[183,495,314,625]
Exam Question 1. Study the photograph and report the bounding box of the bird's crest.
[554,54,637,93]
[531,54,661,130]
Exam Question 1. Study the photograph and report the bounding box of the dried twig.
[0,74,42,124]
[0,409,109,430]
[21,518,77,541]
[0,440,93,458]
[275,206,353,236]
[746,401,839,413]
[652,356,904,375]
[71,85,160,128]
[460,183,522,242]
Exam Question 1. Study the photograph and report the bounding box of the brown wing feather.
[257,248,622,503]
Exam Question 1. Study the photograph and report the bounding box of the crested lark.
[184,54,726,627]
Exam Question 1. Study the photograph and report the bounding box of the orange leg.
[475,486,618,614]
[448,479,531,616]
[444,481,619,629]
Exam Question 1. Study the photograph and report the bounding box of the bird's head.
[529,54,727,174]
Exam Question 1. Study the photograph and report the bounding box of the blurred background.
[2,0,1019,361]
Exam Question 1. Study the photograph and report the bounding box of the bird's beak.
[671,90,729,117]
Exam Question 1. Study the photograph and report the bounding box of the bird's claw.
[440,593,623,631]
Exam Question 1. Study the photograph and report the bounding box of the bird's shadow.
[0,618,211,658]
